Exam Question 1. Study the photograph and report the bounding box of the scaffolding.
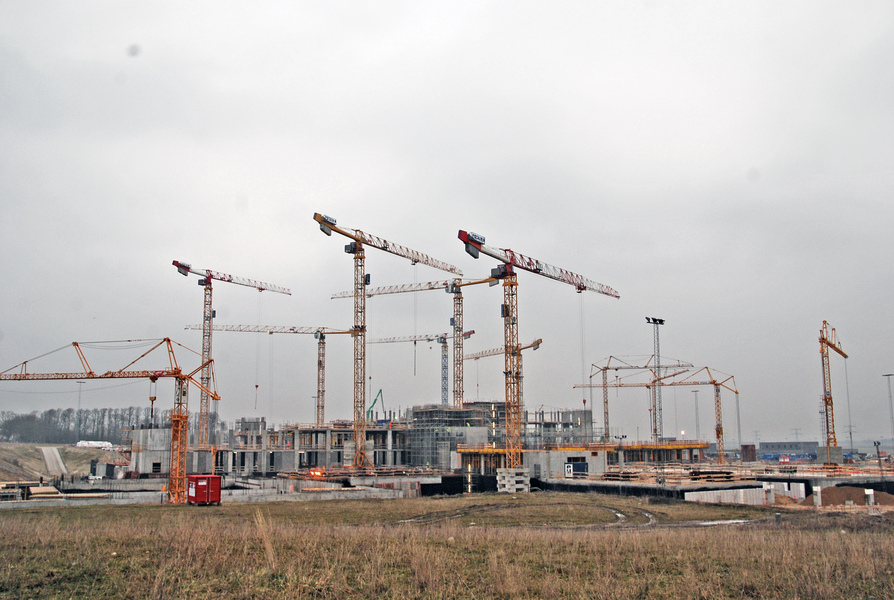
[406,404,500,470]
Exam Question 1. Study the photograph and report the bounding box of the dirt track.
[38,446,67,476]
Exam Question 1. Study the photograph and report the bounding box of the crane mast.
[446,278,497,407]
[459,230,618,469]
[314,213,461,468]
[819,320,847,463]
[173,261,290,450]
[185,324,354,426]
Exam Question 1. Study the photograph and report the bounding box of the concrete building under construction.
[126,403,709,484]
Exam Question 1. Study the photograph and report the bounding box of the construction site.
[2,214,890,507]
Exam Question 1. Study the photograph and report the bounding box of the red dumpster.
[187,475,222,506]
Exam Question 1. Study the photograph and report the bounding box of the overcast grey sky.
[2,2,893,448]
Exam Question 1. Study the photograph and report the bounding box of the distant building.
[76,441,113,450]
[759,441,818,458]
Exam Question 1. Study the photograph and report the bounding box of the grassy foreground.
[0,492,892,599]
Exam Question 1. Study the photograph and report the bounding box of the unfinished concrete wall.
[684,487,770,505]
[525,449,608,479]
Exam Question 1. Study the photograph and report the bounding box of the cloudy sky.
[1,2,893,449]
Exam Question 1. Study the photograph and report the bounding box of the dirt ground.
[800,485,894,507]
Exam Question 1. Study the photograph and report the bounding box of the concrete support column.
[386,429,393,466]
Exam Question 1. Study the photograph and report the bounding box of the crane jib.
[457,230,619,298]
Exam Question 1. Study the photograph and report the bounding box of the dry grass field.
[0,492,891,599]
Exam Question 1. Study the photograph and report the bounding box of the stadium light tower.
[645,317,665,442]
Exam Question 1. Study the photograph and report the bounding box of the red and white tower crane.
[313,213,461,468]
[458,231,619,469]
[819,320,847,464]
[368,330,475,406]
[185,324,354,426]
[173,261,290,450]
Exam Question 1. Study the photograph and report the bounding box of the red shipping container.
[187,475,222,506]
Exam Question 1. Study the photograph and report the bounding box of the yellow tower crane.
[458,230,619,469]
[577,356,692,442]
[819,320,847,464]
[574,366,739,465]
[574,364,737,465]
[661,367,739,465]
[1,338,215,504]
[313,213,462,468]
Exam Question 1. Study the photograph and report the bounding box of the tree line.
[0,408,222,445]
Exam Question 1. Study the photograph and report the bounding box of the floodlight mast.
[314,213,462,468]
[458,230,618,469]
[645,317,666,442]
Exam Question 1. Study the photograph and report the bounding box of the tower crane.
[368,331,475,406]
[313,213,461,467]
[172,261,290,450]
[185,324,354,426]
[660,367,739,465]
[463,339,543,361]
[459,230,619,469]
[333,276,496,407]
[573,364,735,464]
[0,338,216,504]
[578,356,693,442]
[819,320,847,464]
